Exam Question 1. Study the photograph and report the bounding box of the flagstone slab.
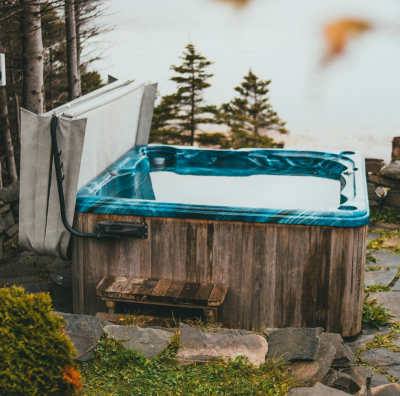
[391,280,400,291]
[364,269,399,287]
[367,251,400,269]
[382,237,400,248]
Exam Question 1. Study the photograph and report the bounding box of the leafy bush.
[362,293,395,329]
[0,286,81,396]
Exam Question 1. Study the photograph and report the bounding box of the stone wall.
[366,158,400,212]
[0,182,19,260]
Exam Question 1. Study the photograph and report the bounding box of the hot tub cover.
[19,80,157,260]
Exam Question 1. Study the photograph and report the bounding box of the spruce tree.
[149,94,182,144]
[220,70,288,149]
[150,44,218,146]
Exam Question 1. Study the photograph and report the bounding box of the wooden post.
[392,137,400,162]
[106,300,116,314]
[204,309,215,323]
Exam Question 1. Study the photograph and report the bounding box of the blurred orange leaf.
[62,365,83,391]
[213,0,252,7]
[324,18,372,62]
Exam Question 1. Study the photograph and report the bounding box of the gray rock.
[346,335,376,354]
[0,275,40,285]
[320,333,356,368]
[50,270,72,288]
[218,328,253,336]
[267,327,323,362]
[11,202,19,218]
[3,234,18,252]
[47,259,71,272]
[362,323,392,337]
[6,224,18,238]
[286,382,350,395]
[323,368,361,394]
[341,366,373,396]
[385,366,400,379]
[0,211,14,236]
[0,261,41,278]
[386,190,400,209]
[263,328,280,337]
[371,372,390,387]
[4,210,14,228]
[364,269,399,287]
[369,232,381,242]
[391,280,400,292]
[359,349,400,378]
[381,161,400,180]
[368,293,400,320]
[0,182,19,203]
[22,282,51,294]
[176,323,268,366]
[288,337,336,382]
[56,312,110,361]
[0,204,10,215]
[371,383,400,396]
[104,325,173,359]
[392,339,400,348]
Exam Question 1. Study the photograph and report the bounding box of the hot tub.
[73,145,368,336]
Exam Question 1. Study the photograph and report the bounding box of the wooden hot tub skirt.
[72,212,367,337]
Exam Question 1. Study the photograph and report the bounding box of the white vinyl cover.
[19,80,157,260]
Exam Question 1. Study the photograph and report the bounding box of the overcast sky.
[92,0,400,161]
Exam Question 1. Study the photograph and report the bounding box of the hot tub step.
[96,276,229,323]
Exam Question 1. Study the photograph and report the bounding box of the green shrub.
[362,293,395,329]
[0,286,81,396]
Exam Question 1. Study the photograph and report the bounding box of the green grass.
[362,293,395,329]
[80,337,301,396]
[364,283,391,293]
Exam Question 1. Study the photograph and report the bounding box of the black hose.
[50,115,99,238]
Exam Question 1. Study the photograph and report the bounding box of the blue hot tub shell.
[76,145,369,227]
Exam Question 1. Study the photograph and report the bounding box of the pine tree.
[220,70,288,149]
[149,94,182,144]
[150,44,217,146]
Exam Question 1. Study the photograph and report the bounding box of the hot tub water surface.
[121,172,341,210]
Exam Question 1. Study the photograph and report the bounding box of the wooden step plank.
[165,281,186,298]
[179,282,200,301]
[105,276,131,298]
[121,278,145,299]
[208,284,228,306]
[151,279,172,297]
[136,279,158,296]
[193,283,214,302]
[96,275,117,297]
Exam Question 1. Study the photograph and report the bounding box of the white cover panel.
[19,79,157,260]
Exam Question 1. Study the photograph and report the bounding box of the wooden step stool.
[96,276,229,323]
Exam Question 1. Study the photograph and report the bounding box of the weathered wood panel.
[72,213,367,336]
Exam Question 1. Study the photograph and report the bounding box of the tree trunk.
[19,0,44,114]
[0,87,18,183]
[75,2,82,95]
[65,0,81,100]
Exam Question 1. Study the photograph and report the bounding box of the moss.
[81,336,302,395]
[0,286,81,395]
